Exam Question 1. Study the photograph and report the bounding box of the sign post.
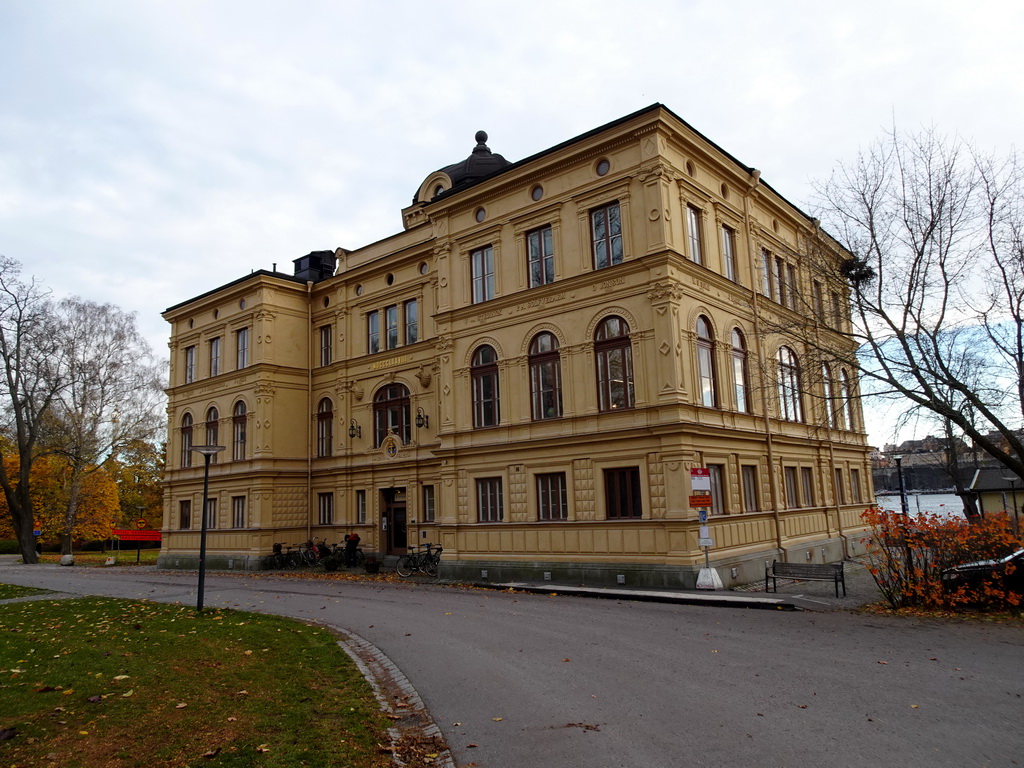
[690,468,723,590]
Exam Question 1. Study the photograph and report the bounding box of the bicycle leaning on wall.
[396,542,443,577]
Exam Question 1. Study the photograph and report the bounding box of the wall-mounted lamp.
[415,407,429,429]
[348,419,361,439]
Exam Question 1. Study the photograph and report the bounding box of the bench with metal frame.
[765,560,846,598]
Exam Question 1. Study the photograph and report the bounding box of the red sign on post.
[113,529,162,541]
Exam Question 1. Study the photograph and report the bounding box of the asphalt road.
[2,563,1022,768]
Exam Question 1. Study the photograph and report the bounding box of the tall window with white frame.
[777,346,804,422]
[204,497,217,530]
[605,467,641,518]
[822,363,836,428]
[385,305,399,349]
[231,496,246,528]
[356,489,367,524]
[209,336,221,377]
[731,329,749,413]
[471,245,495,303]
[708,464,725,516]
[695,316,717,408]
[320,325,332,366]
[591,202,623,270]
[595,316,634,411]
[850,468,862,504]
[367,310,380,354]
[316,397,333,457]
[180,413,193,468]
[527,225,555,287]
[236,327,249,369]
[404,299,418,345]
[834,468,846,504]
[760,249,773,298]
[784,467,799,508]
[205,407,219,464]
[184,345,196,384]
[721,225,737,282]
[422,485,435,523]
[687,205,703,265]
[179,500,191,529]
[477,478,503,522]
[318,493,334,525]
[838,369,852,430]
[801,467,815,507]
[471,345,500,428]
[529,332,562,420]
[537,473,568,521]
[232,401,247,460]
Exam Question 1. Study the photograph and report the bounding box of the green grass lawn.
[0,594,402,767]
[0,583,52,600]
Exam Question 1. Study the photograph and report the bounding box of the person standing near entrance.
[344,532,361,566]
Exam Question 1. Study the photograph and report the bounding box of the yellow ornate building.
[160,104,873,587]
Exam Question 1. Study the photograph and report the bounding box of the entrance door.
[382,488,407,555]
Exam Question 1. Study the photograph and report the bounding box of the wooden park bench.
[765,560,846,598]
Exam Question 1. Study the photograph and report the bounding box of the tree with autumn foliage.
[0,454,120,543]
[103,438,164,529]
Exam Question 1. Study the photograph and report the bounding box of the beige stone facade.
[160,104,873,587]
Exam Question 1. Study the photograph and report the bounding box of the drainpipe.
[742,171,784,558]
[306,280,314,542]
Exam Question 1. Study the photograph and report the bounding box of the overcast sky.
[2,0,1022,449]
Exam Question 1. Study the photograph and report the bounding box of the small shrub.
[0,539,20,554]
[861,507,1023,610]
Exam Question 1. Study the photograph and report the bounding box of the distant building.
[160,104,873,587]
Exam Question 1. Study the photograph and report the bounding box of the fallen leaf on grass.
[121,690,134,698]
[175,703,187,709]
[256,744,270,753]
[202,748,222,759]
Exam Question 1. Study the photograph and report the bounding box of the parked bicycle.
[396,543,443,577]
[268,542,303,569]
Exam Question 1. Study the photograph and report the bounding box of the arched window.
[205,407,219,464]
[374,384,410,446]
[822,364,835,428]
[317,397,333,457]
[838,369,852,430]
[777,347,803,422]
[731,329,749,413]
[180,413,193,468]
[695,316,717,408]
[471,345,500,428]
[595,316,634,411]
[232,401,247,460]
[529,332,563,420]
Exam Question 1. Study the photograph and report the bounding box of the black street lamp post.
[191,445,225,612]
[894,455,909,516]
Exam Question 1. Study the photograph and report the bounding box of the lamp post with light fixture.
[894,455,909,516]
[191,444,224,612]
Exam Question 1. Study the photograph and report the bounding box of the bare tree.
[0,257,64,563]
[47,297,165,554]
[808,127,1024,498]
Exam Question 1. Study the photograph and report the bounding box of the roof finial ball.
[475,130,488,145]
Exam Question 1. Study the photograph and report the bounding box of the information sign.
[698,537,714,548]
[112,529,162,541]
[690,467,711,493]
[689,494,713,507]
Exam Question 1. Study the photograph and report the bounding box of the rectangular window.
[687,205,703,265]
[708,464,725,516]
[404,299,419,345]
[367,310,380,354]
[786,264,798,309]
[209,337,221,377]
[236,328,249,369]
[834,468,846,504]
[178,500,191,530]
[741,465,759,512]
[318,493,334,526]
[774,257,786,305]
[605,467,642,519]
[385,305,399,350]
[204,498,217,530]
[831,291,843,329]
[760,249,773,297]
[722,226,737,282]
[784,466,799,509]
[184,345,196,384]
[320,325,332,366]
[527,225,555,287]
[356,490,367,525]
[801,467,815,507]
[537,473,568,521]
[471,245,495,303]
[232,496,246,528]
[476,477,504,522]
[591,202,623,270]
[850,468,862,504]
[422,485,435,522]
[812,281,825,323]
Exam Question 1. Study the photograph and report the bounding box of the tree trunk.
[60,470,84,556]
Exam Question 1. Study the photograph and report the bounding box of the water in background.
[875,492,965,519]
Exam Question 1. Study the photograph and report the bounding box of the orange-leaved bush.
[860,507,1023,610]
